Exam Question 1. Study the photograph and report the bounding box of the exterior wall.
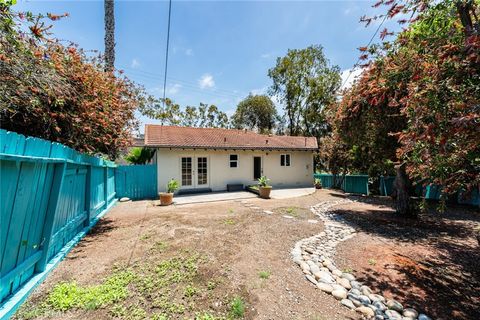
[156,148,314,192]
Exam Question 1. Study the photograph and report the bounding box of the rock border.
[291,200,432,320]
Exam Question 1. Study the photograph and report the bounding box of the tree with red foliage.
[1,3,147,159]
[327,0,479,215]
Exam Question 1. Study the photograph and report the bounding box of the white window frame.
[280,154,291,167]
[229,154,239,168]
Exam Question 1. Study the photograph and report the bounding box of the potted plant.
[160,179,179,206]
[257,176,272,199]
[314,178,322,189]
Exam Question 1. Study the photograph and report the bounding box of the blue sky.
[15,1,394,132]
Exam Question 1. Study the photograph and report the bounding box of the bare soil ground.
[334,196,480,320]
[14,191,479,320]
[15,190,358,320]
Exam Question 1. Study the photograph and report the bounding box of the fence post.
[35,162,66,272]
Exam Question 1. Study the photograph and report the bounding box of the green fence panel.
[115,164,157,200]
[0,129,117,308]
[343,175,369,195]
[313,173,335,188]
[379,176,395,196]
[314,173,369,195]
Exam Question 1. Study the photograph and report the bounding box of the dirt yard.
[14,190,480,320]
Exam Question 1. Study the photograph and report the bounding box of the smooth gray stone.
[361,285,373,295]
[305,274,317,285]
[341,272,356,281]
[418,314,432,320]
[358,295,372,305]
[385,309,403,320]
[341,298,355,309]
[373,301,387,311]
[350,280,362,289]
[387,299,403,312]
[349,288,361,296]
[403,308,418,318]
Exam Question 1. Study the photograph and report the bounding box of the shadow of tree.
[331,200,480,320]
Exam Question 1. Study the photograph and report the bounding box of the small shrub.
[230,297,245,318]
[184,284,198,297]
[258,270,271,279]
[368,258,377,266]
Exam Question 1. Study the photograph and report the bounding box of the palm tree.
[104,0,115,71]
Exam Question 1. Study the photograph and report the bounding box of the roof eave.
[144,144,318,151]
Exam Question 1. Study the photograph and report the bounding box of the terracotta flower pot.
[259,186,272,199]
[159,192,174,206]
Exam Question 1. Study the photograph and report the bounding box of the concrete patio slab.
[174,191,256,205]
[173,187,316,205]
[270,187,316,199]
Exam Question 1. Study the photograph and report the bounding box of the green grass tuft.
[258,270,271,279]
[46,269,135,311]
[230,296,245,318]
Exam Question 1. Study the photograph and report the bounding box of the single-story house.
[144,125,318,193]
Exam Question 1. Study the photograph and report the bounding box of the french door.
[180,156,209,188]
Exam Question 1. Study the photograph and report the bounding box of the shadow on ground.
[332,197,480,320]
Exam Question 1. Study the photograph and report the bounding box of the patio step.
[177,188,212,195]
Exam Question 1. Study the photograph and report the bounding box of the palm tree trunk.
[104,0,115,72]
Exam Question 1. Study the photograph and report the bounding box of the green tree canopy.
[268,45,341,138]
[139,99,229,128]
[231,94,279,133]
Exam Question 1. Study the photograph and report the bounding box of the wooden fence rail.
[0,129,117,311]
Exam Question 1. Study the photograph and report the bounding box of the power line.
[123,67,242,96]
[341,13,389,89]
[162,0,173,107]
[124,69,244,99]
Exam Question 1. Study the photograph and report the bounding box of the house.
[144,125,318,193]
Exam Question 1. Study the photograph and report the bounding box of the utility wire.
[341,13,389,89]
[162,0,173,107]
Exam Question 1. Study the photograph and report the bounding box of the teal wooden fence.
[0,129,117,306]
[115,164,157,199]
[314,173,369,195]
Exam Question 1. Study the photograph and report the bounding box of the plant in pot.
[257,176,272,199]
[160,179,179,206]
[314,178,322,189]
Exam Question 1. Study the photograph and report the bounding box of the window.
[229,154,238,168]
[280,154,291,167]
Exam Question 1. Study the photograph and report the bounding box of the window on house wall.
[230,154,238,167]
[280,154,291,167]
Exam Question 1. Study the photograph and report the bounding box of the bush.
[0,6,148,159]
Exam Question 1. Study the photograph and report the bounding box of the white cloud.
[198,73,215,89]
[340,67,364,90]
[250,86,268,96]
[167,83,182,95]
[261,53,272,59]
[131,58,140,69]
[185,48,194,56]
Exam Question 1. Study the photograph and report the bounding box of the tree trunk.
[393,162,414,216]
[104,0,115,72]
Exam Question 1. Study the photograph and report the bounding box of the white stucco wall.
[155,148,314,192]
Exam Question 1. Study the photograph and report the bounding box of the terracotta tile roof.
[144,125,318,151]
